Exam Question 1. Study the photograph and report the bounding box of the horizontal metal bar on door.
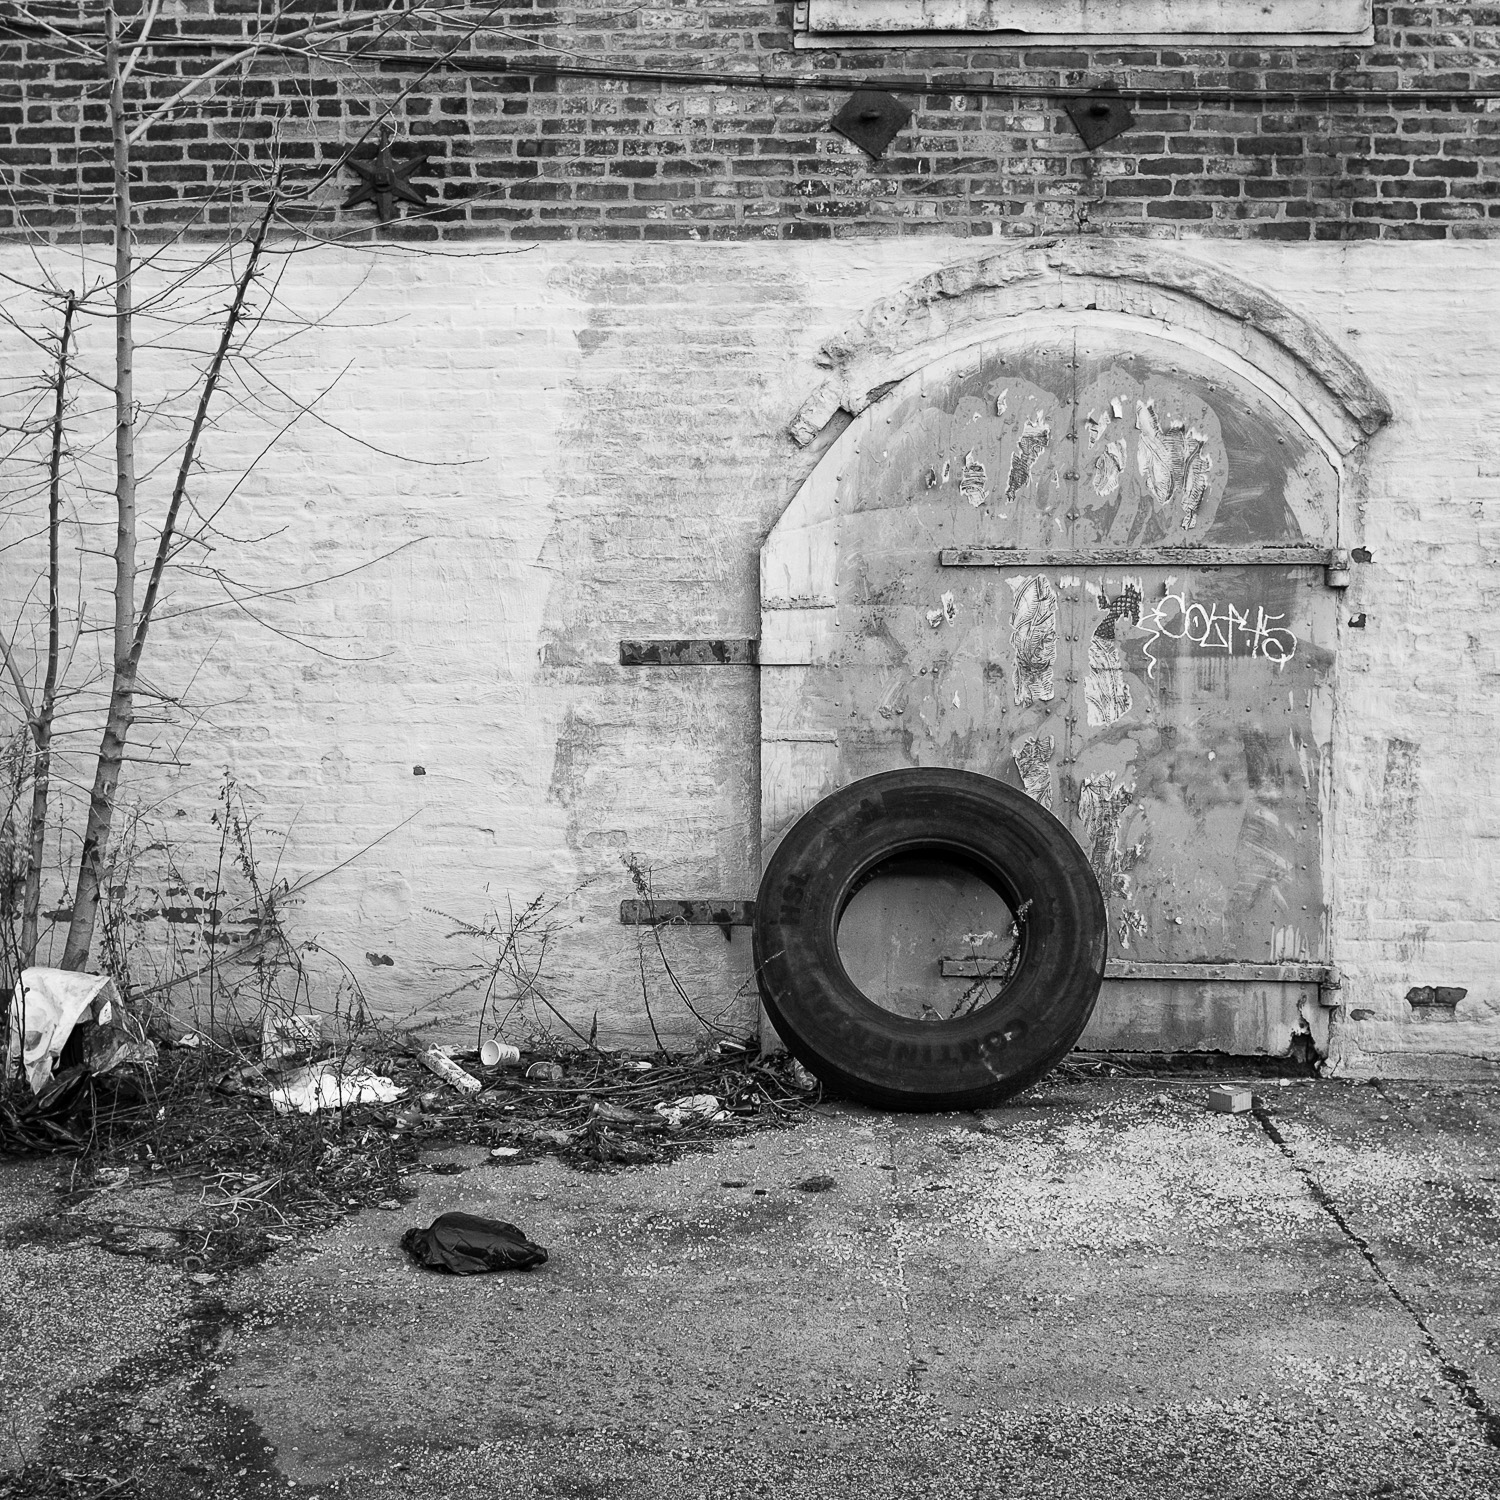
[939,546,1339,569]
[618,905,1341,991]
[940,957,1338,986]
[619,639,759,666]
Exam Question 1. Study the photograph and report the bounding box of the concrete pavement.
[4,1076,1499,1498]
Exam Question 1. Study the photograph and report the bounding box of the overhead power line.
[6,24,1500,107]
[377,51,1500,107]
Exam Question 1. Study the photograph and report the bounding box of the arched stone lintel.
[788,238,1392,458]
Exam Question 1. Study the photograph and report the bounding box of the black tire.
[753,768,1107,1111]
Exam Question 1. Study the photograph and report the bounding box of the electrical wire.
[6,23,1500,107]
[370,50,1500,107]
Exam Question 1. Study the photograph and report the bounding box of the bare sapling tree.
[61,9,282,970]
[28,298,74,961]
[6,297,74,975]
[0,0,507,998]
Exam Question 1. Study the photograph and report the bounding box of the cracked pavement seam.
[1252,1097,1500,1450]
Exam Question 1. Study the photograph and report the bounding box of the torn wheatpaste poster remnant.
[1136,399,1213,531]
[1013,734,1055,810]
[1086,583,1141,728]
[1009,575,1057,707]
[925,591,957,630]
[960,452,987,507]
[1117,908,1149,951]
[1091,435,1128,499]
[1078,769,1142,900]
[1005,413,1050,505]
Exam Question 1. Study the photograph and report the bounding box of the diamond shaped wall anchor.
[1064,94,1137,151]
[830,90,913,159]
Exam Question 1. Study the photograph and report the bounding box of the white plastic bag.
[8,967,155,1094]
[653,1093,729,1125]
[269,1062,405,1115]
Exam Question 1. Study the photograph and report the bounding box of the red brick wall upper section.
[5,2,1500,241]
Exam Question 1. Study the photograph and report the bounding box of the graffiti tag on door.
[1140,588,1299,678]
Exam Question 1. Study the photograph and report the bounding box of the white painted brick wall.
[2,238,1497,1070]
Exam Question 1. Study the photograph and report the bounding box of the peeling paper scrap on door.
[926,591,958,629]
[1005,414,1050,505]
[1078,771,1142,900]
[1085,583,1141,728]
[1013,734,1055,810]
[960,452,988,507]
[1009,575,1057,707]
[1135,399,1213,531]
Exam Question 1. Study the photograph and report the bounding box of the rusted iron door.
[762,323,1341,1054]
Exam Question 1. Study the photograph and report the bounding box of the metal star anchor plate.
[342,146,434,222]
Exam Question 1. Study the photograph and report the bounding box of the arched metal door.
[761,320,1343,1055]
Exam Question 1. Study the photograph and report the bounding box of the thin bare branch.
[18,289,78,962]
[117,0,161,85]
[124,5,423,145]
[153,538,428,624]
[130,189,280,663]
[0,622,39,729]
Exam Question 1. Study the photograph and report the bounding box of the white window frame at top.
[792,0,1373,48]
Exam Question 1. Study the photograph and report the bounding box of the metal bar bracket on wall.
[619,639,759,666]
[620,898,756,942]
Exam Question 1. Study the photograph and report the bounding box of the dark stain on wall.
[548,707,603,808]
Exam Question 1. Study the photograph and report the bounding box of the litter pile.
[203,1023,820,1172]
[389,1041,820,1170]
[2,969,822,1268]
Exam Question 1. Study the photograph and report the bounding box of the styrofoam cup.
[480,1040,521,1067]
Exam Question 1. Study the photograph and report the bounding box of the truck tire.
[753,768,1107,1111]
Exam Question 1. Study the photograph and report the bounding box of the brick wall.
[5,5,1499,1068]
[5,2,1500,243]
[3,233,1499,1067]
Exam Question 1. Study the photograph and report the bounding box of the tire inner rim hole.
[835,852,1020,1023]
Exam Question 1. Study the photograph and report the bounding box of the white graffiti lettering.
[1141,589,1297,678]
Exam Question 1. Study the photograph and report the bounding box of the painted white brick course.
[1,237,1497,1070]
